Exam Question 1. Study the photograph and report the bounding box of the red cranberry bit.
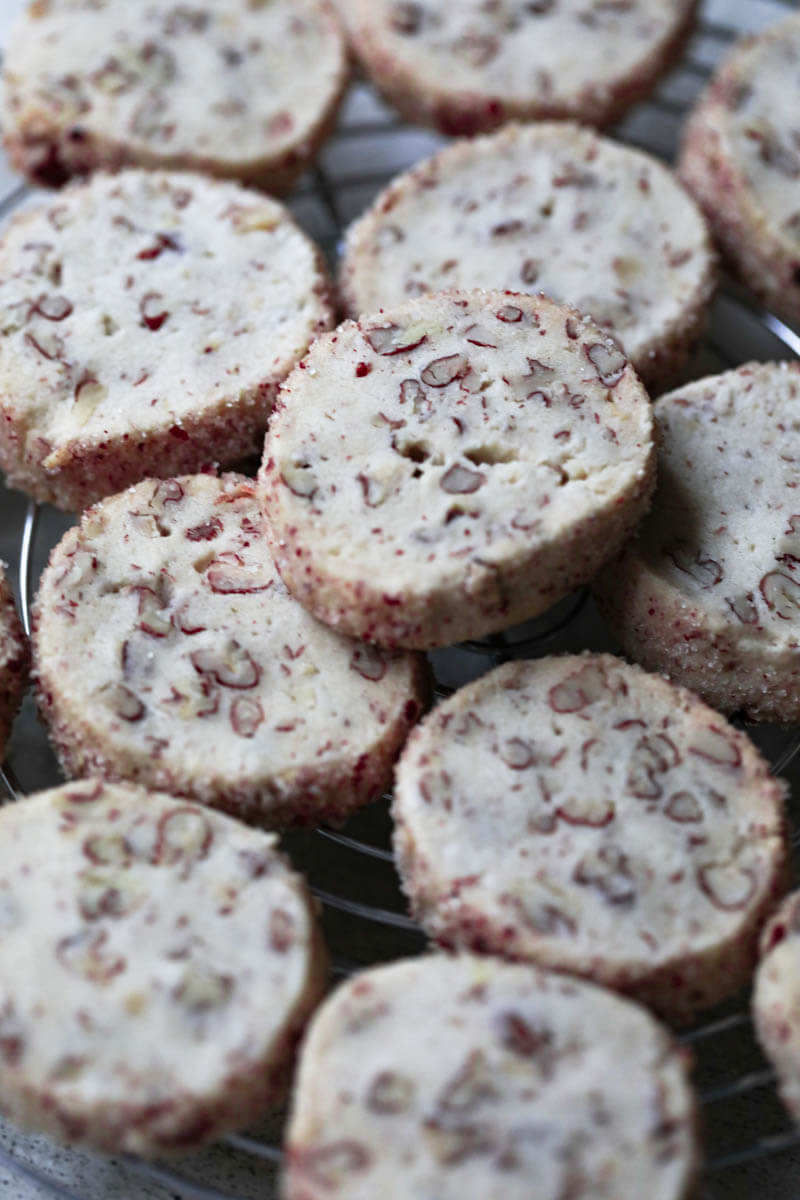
[32,294,73,320]
[140,291,169,331]
[185,517,223,542]
[153,806,213,865]
[698,862,756,911]
[355,361,372,377]
[496,305,523,323]
[350,644,387,682]
[137,231,182,260]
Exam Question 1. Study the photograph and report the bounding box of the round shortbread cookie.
[0,565,28,761]
[0,778,327,1156]
[258,290,655,650]
[595,361,800,725]
[1,0,348,193]
[33,474,427,826]
[393,654,789,1021]
[0,169,334,512]
[340,123,716,389]
[342,0,698,136]
[283,954,700,1200]
[678,14,800,331]
[754,890,800,1127]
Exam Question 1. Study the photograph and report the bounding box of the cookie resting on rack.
[0,564,28,761]
[0,169,334,512]
[0,779,327,1156]
[341,0,698,136]
[283,954,700,1200]
[679,12,800,332]
[258,290,655,650]
[393,653,789,1022]
[1,0,348,193]
[32,474,426,827]
[595,361,800,725]
[754,890,800,1129]
[340,122,716,389]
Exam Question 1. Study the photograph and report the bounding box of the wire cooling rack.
[2,1,800,1197]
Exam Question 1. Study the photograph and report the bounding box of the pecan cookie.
[0,170,334,511]
[2,0,348,193]
[283,954,700,1199]
[33,474,426,826]
[0,565,28,762]
[342,0,698,136]
[595,361,800,724]
[259,290,655,650]
[0,778,327,1156]
[340,123,716,390]
[679,13,800,331]
[754,890,800,1127]
[393,654,788,1021]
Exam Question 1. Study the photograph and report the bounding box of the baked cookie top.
[340,123,715,386]
[259,290,654,648]
[344,0,697,132]
[0,169,333,508]
[33,474,425,825]
[284,954,699,1200]
[393,654,788,1018]
[0,778,325,1155]
[1,0,347,187]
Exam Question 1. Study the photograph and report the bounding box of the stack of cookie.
[0,1,798,1195]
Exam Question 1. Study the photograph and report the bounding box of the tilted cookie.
[341,124,715,390]
[283,954,700,1200]
[754,890,800,1128]
[1,0,347,193]
[0,778,327,1156]
[0,565,28,761]
[33,474,426,826]
[342,0,698,136]
[679,14,800,331]
[259,290,655,650]
[595,361,800,724]
[0,170,334,511]
[393,654,789,1021]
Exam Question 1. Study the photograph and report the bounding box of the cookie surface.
[33,474,426,826]
[595,361,800,724]
[2,0,347,192]
[341,123,715,389]
[679,14,800,331]
[0,778,326,1156]
[259,290,655,650]
[343,0,698,135]
[0,565,28,761]
[393,654,788,1021]
[283,954,699,1200]
[754,890,800,1127]
[0,170,334,511]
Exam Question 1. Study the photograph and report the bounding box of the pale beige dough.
[259,290,655,650]
[342,0,698,135]
[283,954,700,1200]
[340,123,716,389]
[595,361,800,725]
[755,890,800,1128]
[679,13,800,331]
[33,474,427,826]
[0,779,327,1156]
[0,170,334,511]
[2,0,348,192]
[393,653,789,1021]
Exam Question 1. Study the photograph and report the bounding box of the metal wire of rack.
[2,1,800,1197]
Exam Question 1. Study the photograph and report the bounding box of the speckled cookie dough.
[1,0,348,193]
[33,474,427,826]
[754,890,800,1128]
[342,0,698,136]
[595,361,800,725]
[679,13,800,331]
[340,123,716,389]
[0,778,327,1156]
[0,565,28,762]
[0,170,334,511]
[259,290,655,650]
[283,954,700,1200]
[393,653,789,1022]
